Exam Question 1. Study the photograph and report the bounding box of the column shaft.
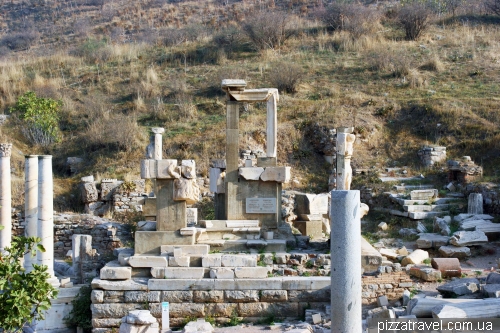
[225,101,239,220]
[37,156,57,282]
[330,190,361,333]
[0,143,12,251]
[24,155,38,271]
[266,93,277,158]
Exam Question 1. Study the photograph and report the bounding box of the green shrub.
[64,285,92,333]
[0,229,59,333]
[10,91,62,146]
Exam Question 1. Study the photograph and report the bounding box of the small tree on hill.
[10,91,62,146]
[0,227,59,333]
[242,11,295,51]
[398,2,432,40]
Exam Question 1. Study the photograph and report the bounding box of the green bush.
[64,285,93,333]
[10,91,62,146]
[0,229,59,333]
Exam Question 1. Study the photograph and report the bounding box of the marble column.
[24,155,38,271]
[266,92,277,158]
[336,131,355,191]
[225,101,239,219]
[37,155,59,287]
[330,190,361,333]
[0,143,12,252]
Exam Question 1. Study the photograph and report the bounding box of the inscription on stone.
[246,198,276,214]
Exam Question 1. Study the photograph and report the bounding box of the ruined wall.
[11,213,133,259]
[91,272,414,331]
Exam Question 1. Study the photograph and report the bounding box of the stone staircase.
[386,188,464,220]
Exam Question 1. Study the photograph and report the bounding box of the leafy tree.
[10,91,62,146]
[0,228,59,333]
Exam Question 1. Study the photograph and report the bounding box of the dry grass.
[0,0,498,210]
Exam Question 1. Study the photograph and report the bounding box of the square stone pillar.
[225,101,239,220]
[156,179,186,231]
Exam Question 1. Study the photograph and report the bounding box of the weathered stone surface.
[237,302,299,318]
[410,189,438,200]
[239,167,264,180]
[224,290,259,302]
[483,284,500,298]
[92,318,122,328]
[168,256,190,267]
[416,233,449,249]
[379,248,399,260]
[437,278,480,297]
[221,255,257,267]
[205,303,237,317]
[150,267,164,279]
[123,291,161,303]
[434,217,451,236]
[431,258,461,278]
[161,245,209,256]
[401,249,429,266]
[210,267,234,279]
[183,319,213,333]
[164,267,205,279]
[486,272,500,284]
[119,322,158,333]
[157,159,180,179]
[450,230,488,246]
[103,291,125,303]
[100,266,132,280]
[136,221,156,232]
[181,160,196,179]
[173,178,200,205]
[91,290,104,303]
[91,278,148,291]
[140,159,156,179]
[91,304,142,319]
[234,267,270,279]
[438,245,470,259]
[148,279,215,291]
[288,289,330,302]
[161,291,193,303]
[295,193,329,215]
[128,256,168,268]
[409,266,442,281]
[81,182,98,203]
[361,237,383,273]
[193,290,224,303]
[125,310,157,325]
[202,255,222,267]
[260,290,288,302]
[260,167,291,183]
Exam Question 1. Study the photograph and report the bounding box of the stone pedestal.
[156,179,186,231]
[37,156,59,287]
[24,155,38,271]
[468,193,483,215]
[0,143,12,252]
[330,190,361,333]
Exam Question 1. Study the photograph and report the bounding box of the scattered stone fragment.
[378,222,388,231]
[416,233,449,249]
[450,230,488,246]
[486,272,500,284]
[377,295,389,307]
[438,245,470,259]
[183,319,214,333]
[483,284,500,298]
[401,249,429,266]
[436,278,480,297]
[409,265,442,281]
[431,258,461,278]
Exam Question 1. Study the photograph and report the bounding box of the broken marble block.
[260,166,291,183]
[181,160,196,179]
[437,278,480,297]
[119,310,158,333]
[157,159,180,179]
[438,245,470,259]
[401,249,429,266]
[239,167,264,180]
[409,265,442,282]
[416,233,449,249]
[450,230,488,246]
[174,178,200,205]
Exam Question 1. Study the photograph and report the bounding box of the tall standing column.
[24,155,38,271]
[37,155,59,287]
[0,143,12,252]
[225,101,239,219]
[266,92,277,158]
[468,193,483,215]
[330,190,361,333]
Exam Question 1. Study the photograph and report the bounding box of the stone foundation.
[91,272,414,332]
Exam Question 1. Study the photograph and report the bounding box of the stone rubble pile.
[417,146,446,167]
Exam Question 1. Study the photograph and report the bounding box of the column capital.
[152,127,165,134]
[0,143,12,157]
